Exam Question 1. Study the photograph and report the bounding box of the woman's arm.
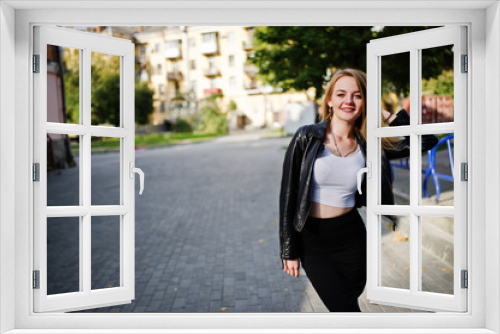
[384,109,438,160]
[279,127,304,271]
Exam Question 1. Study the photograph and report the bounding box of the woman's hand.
[283,259,300,278]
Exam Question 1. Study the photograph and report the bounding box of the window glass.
[91,52,121,127]
[47,45,80,124]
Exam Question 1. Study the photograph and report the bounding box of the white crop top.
[310,144,366,208]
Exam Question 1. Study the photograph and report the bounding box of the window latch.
[357,162,371,194]
[129,162,145,195]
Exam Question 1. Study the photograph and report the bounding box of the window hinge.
[33,54,40,73]
[461,269,468,289]
[461,54,468,73]
[33,163,40,182]
[33,270,40,289]
[461,162,468,181]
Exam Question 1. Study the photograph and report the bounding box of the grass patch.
[70,132,226,155]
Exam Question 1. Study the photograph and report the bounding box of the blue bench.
[389,133,454,202]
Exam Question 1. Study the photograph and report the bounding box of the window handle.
[129,162,145,195]
[357,162,371,195]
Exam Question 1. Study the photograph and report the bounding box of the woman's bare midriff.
[308,201,354,219]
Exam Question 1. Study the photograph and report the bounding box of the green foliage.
[421,69,454,97]
[91,54,121,126]
[192,94,228,134]
[227,99,238,112]
[91,72,121,126]
[63,52,155,126]
[174,118,193,133]
[250,26,372,100]
[250,26,447,100]
[135,82,155,125]
[63,66,80,124]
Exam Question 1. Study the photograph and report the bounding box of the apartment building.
[133,26,309,129]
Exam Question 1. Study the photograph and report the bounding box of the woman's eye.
[354,95,362,99]
[337,94,344,97]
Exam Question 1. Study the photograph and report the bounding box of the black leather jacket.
[279,109,439,260]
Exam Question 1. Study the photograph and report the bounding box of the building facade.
[97,26,309,130]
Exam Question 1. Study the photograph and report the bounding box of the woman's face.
[328,76,364,124]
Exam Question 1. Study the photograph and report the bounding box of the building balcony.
[244,83,259,95]
[203,88,222,96]
[165,48,181,59]
[167,71,183,81]
[244,64,259,78]
[203,67,220,77]
[242,40,254,51]
[200,42,218,55]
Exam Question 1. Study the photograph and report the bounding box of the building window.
[210,78,217,89]
[248,51,256,58]
[159,84,165,95]
[172,60,179,72]
[155,43,160,53]
[139,45,145,57]
[190,59,196,70]
[202,32,217,45]
[208,56,216,70]
[188,37,196,48]
[229,55,235,67]
[229,76,236,89]
[157,64,162,75]
[160,102,165,113]
[227,31,235,44]
[247,27,255,43]
[191,80,197,93]
[166,40,178,50]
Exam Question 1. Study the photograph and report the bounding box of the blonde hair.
[322,69,400,151]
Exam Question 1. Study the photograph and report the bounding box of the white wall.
[0,2,16,333]
[485,2,500,333]
[2,3,498,333]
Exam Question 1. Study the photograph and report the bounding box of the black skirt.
[300,208,367,312]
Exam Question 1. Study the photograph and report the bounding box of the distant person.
[278,69,438,312]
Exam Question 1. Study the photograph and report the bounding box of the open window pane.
[421,133,454,206]
[367,26,466,312]
[91,216,121,290]
[381,51,410,125]
[35,25,135,313]
[380,215,410,290]
[91,52,121,127]
[421,45,454,124]
[47,45,80,124]
[47,134,80,206]
[47,217,80,295]
[382,137,410,205]
[91,137,121,206]
[420,216,454,295]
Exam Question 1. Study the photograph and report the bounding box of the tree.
[250,26,373,100]
[249,26,449,100]
[64,52,154,126]
[91,53,121,126]
[91,72,121,126]
[135,82,155,125]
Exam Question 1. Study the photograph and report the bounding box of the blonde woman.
[279,69,438,312]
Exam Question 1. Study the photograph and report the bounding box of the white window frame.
[366,26,468,312]
[32,25,136,313]
[1,2,499,334]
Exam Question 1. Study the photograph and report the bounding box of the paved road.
[46,129,452,313]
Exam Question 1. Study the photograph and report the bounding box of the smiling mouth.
[342,108,355,113]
